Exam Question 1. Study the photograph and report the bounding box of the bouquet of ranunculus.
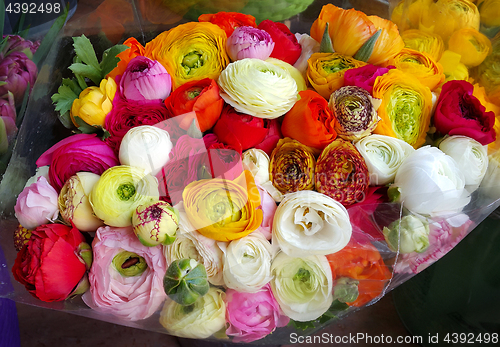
[2,2,500,344]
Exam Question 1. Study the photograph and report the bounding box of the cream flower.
[242,148,283,202]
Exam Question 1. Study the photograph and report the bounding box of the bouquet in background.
[6,0,500,343]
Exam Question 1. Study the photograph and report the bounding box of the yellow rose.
[182,170,263,242]
[144,22,230,89]
[70,77,116,127]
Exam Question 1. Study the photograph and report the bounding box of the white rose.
[270,252,333,322]
[221,231,273,292]
[119,125,173,176]
[438,135,488,192]
[272,191,351,257]
[355,134,414,185]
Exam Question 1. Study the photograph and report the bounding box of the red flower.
[434,80,496,145]
[165,78,223,132]
[12,223,88,302]
[257,20,302,65]
[213,105,281,153]
[198,12,257,37]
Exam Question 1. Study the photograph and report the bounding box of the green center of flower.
[113,251,147,277]
[205,190,241,224]
[293,267,311,283]
[388,87,422,145]
[323,58,354,74]
[402,57,422,65]
[182,51,204,74]
[117,183,136,201]
[187,87,202,100]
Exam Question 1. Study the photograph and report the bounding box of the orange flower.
[310,4,377,57]
[281,90,337,151]
[326,238,392,307]
[366,16,405,66]
[198,12,257,37]
[106,37,146,80]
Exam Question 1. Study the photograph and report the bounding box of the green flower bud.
[77,242,93,270]
[132,201,179,247]
[163,259,209,306]
[332,277,359,303]
[112,251,148,277]
[383,215,430,254]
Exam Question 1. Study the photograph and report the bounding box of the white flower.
[438,135,488,192]
[242,148,283,202]
[270,252,333,322]
[383,215,430,254]
[119,125,173,176]
[293,33,320,78]
[272,191,351,257]
[218,58,298,119]
[165,202,225,286]
[391,146,470,215]
[24,166,50,188]
[265,57,307,92]
[355,134,414,185]
[159,287,226,339]
[221,231,273,292]
[478,151,500,200]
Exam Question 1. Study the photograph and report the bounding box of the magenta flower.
[82,226,167,321]
[226,26,275,61]
[225,284,289,343]
[0,51,37,105]
[120,56,172,102]
[1,35,39,59]
[0,92,17,143]
[344,64,393,95]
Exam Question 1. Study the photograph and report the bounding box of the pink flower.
[256,185,277,240]
[344,64,393,95]
[226,26,275,61]
[225,285,289,343]
[36,133,119,192]
[120,56,172,102]
[82,226,167,321]
[14,176,59,229]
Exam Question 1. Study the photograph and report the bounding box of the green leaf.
[353,29,382,62]
[100,44,128,77]
[62,78,83,96]
[75,74,88,91]
[12,12,26,35]
[289,319,316,331]
[16,82,31,128]
[57,110,74,129]
[320,23,334,53]
[73,116,100,134]
[69,63,102,85]
[51,83,79,116]
[33,5,69,67]
[73,35,101,72]
[0,0,5,38]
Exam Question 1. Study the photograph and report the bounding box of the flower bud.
[383,215,430,254]
[163,259,210,306]
[132,201,179,247]
[332,277,359,303]
[0,51,37,105]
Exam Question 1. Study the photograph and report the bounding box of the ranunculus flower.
[120,56,172,102]
[82,226,167,320]
[255,185,277,240]
[221,231,273,292]
[434,80,496,145]
[144,22,230,89]
[106,37,146,80]
[119,125,173,176]
[273,190,352,257]
[253,117,283,156]
[1,35,39,59]
[265,57,307,92]
[384,48,445,91]
[198,11,257,38]
[165,78,223,132]
[132,200,179,247]
[270,252,333,321]
[390,146,471,215]
[104,98,172,155]
[159,287,226,339]
[36,133,119,192]
[330,86,381,141]
[163,258,209,306]
[226,26,274,61]
[383,215,430,254]
[315,139,369,206]
[372,69,433,149]
[213,105,278,153]
[90,165,160,227]
[225,285,289,343]
[343,64,392,95]
[281,90,337,151]
[293,33,320,78]
[354,134,415,186]
[257,19,302,65]
[12,223,89,302]
[182,170,263,242]
[365,15,405,66]
[439,50,470,83]
[70,77,117,127]
[270,138,316,194]
[0,51,37,105]
[14,176,59,230]
[165,201,225,286]
[307,53,367,99]
[58,172,104,232]
[401,29,445,62]
[438,135,488,192]
[218,58,298,119]
[242,149,283,202]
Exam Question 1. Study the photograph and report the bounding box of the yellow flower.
[391,0,433,31]
[478,0,500,28]
[439,50,470,82]
[307,52,366,99]
[448,28,492,67]
[475,32,500,96]
[70,77,116,127]
[401,29,445,61]
[372,69,433,148]
[385,48,445,91]
[182,170,263,242]
[144,22,230,89]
